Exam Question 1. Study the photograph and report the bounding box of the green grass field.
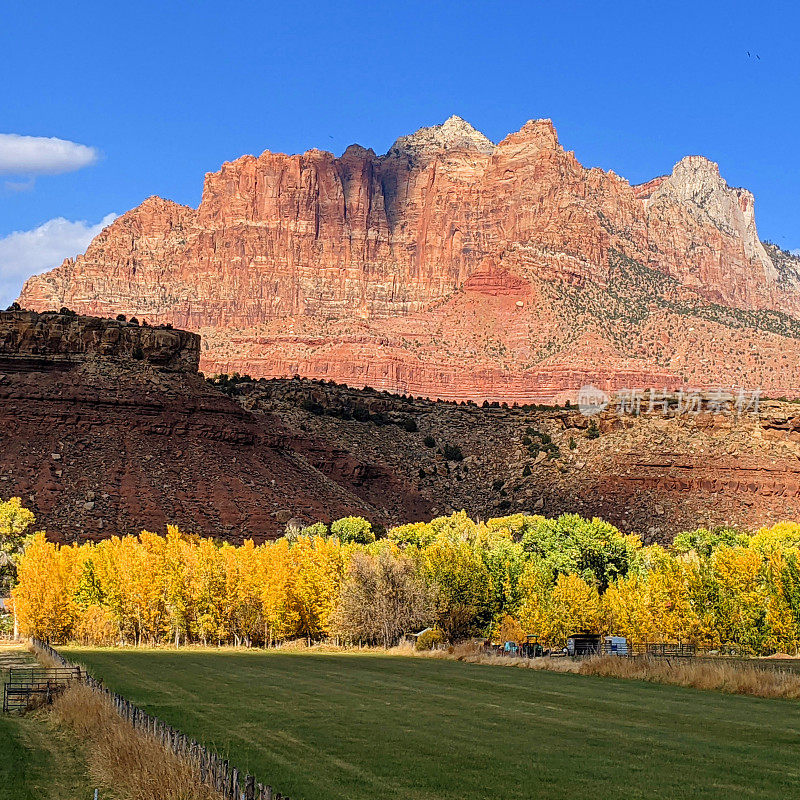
[60,647,800,800]
[0,645,94,800]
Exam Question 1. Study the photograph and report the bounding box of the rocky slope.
[0,311,431,542]
[239,377,800,541]
[18,117,800,402]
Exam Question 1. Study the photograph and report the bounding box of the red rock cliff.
[18,116,800,402]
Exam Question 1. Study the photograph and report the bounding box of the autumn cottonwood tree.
[332,548,433,647]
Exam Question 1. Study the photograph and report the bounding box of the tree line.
[6,499,800,655]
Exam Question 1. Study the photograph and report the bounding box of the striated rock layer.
[19,116,800,402]
[0,311,431,542]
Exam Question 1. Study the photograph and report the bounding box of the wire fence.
[31,639,290,800]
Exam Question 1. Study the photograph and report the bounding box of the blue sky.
[1,0,798,305]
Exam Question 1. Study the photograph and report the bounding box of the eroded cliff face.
[0,311,431,541]
[18,117,800,402]
[0,309,199,372]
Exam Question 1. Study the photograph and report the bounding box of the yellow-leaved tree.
[12,533,79,642]
[284,535,345,641]
[547,573,601,647]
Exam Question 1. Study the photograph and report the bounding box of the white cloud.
[4,178,35,193]
[0,214,117,308]
[0,134,99,176]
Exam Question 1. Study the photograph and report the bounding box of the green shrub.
[401,416,418,432]
[415,628,445,651]
[301,398,324,414]
[522,464,532,476]
[423,434,436,448]
[587,420,600,439]
[569,437,577,450]
[331,516,375,544]
[301,521,329,538]
[353,406,371,422]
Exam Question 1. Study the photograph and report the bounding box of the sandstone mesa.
[18,116,800,402]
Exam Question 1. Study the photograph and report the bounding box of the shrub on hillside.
[331,516,375,544]
[401,416,418,432]
[441,443,464,461]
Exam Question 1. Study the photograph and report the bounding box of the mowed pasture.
[62,648,800,800]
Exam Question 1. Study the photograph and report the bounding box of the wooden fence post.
[245,774,256,800]
[221,760,229,798]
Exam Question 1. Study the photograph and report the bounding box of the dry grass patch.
[413,642,800,699]
[29,641,61,669]
[51,683,222,800]
[581,655,800,699]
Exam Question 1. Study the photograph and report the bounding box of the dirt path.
[0,643,96,800]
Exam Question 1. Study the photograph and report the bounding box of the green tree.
[482,538,526,620]
[0,497,36,593]
[420,539,493,638]
[672,527,746,558]
[521,513,637,590]
[331,517,375,544]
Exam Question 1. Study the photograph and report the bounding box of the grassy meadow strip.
[0,643,94,800]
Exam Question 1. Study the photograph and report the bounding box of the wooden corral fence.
[627,642,696,658]
[31,639,290,800]
[489,640,698,660]
[3,665,82,712]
